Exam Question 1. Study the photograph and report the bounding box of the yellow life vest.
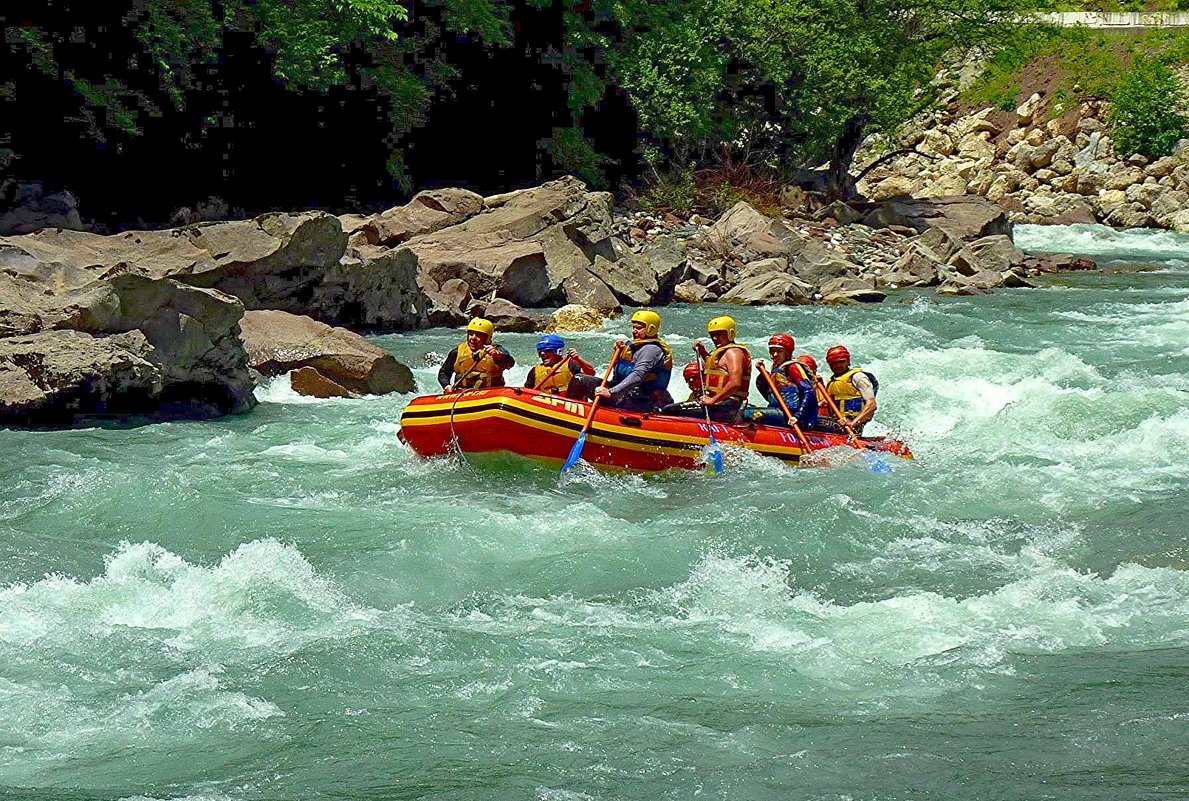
[704,343,752,405]
[453,341,505,389]
[530,359,576,394]
[827,367,866,418]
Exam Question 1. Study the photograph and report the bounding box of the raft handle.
[619,416,643,427]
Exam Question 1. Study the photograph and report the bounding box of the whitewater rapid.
[1,223,1186,801]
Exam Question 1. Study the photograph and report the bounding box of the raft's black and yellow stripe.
[400,392,809,464]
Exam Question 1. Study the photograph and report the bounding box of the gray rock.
[421,277,473,327]
[819,277,887,304]
[863,195,1012,241]
[240,309,414,395]
[0,329,162,421]
[720,272,813,306]
[589,252,657,306]
[403,177,617,309]
[673,280,717,304]
[789,241,861,286]
[705,201,808,258]
[482,298,549,333]
[880,243,943,287]
[962,235,1026,273]
[347,188,484,246]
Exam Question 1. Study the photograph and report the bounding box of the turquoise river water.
[1,224,1187,801]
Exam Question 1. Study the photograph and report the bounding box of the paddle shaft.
[577,344,623,437]
[693,350,726,471]
[757,362,814,453]
[813,374,863,448]
[448,344,497,391]
[531,351,579,392]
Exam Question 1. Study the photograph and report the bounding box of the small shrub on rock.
[1109,55,1189,159]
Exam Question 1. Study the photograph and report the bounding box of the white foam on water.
[253,373,332,405]
[1015,223,1189,264]
[0,539,380,655]
[120,796,233,801]
[657,550,1189,693]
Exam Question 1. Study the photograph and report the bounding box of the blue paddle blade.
[864,450,893,473]
[709,447,724,475]
[705,434,724,476]
[561,431,588,473]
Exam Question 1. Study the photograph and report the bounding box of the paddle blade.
[863,450,893,474]
[561,431,588,474]
[705,435,725,476]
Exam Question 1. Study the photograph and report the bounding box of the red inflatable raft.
[398,387,913,473]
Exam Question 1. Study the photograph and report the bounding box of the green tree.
[587,0,1034,198]
[1110,55,1188,159]
[7,0,516,184]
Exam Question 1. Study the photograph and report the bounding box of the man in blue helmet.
[525,334,595,399]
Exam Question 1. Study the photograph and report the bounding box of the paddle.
[757,362,814,454]
[446,345,491,393]
[561,344,623,474]
[813,373,892,473]
[694,349,725,476]
[531,352,572,392]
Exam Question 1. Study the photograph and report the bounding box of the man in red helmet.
[681,361,704,401]
[658,362,706,415]
[747,333,817,428]
[821,344,878,434]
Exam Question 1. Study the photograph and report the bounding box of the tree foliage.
[7,0,1034,202]
[1110,55,1188,158]
[588,0,1034,196]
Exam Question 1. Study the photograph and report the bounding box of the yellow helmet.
[629,309,662,338]
[707,315,737,342]
[466,317,495,339]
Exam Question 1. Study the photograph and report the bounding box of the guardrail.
[1038,11,1189,27]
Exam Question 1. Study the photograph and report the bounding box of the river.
[1,224,1186,801]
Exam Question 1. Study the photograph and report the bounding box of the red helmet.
[826,345,850,364]
[767,333,795,353]
[796,354,818,373]
[682,362,702,382]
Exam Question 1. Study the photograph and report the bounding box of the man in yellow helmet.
[438,317,515,392]
[692,315,753,422]
[590,309,675,411]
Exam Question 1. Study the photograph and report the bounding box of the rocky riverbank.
[858,93,1189,232]
[0,177,1096,424]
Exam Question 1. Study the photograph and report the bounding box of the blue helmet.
[536,334,565,353]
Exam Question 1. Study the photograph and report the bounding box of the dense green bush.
[1110,56,1188,158]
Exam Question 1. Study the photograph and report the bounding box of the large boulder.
[239,310,414,395]
[819,277,887,305]
[478,297,548,333]
[400,177,620,309]
[879,243,943,288]
[344,188,484,247]
[0,330,161,421]
[704,201,808,258]
[948,235,1026,275]
[720,271,813,306]
[0,211,425,330]
[0,259,257,423]
[547,304,606,332]
[863,196,1012,241]
[673,280,717,304]
[789,241,861,286]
